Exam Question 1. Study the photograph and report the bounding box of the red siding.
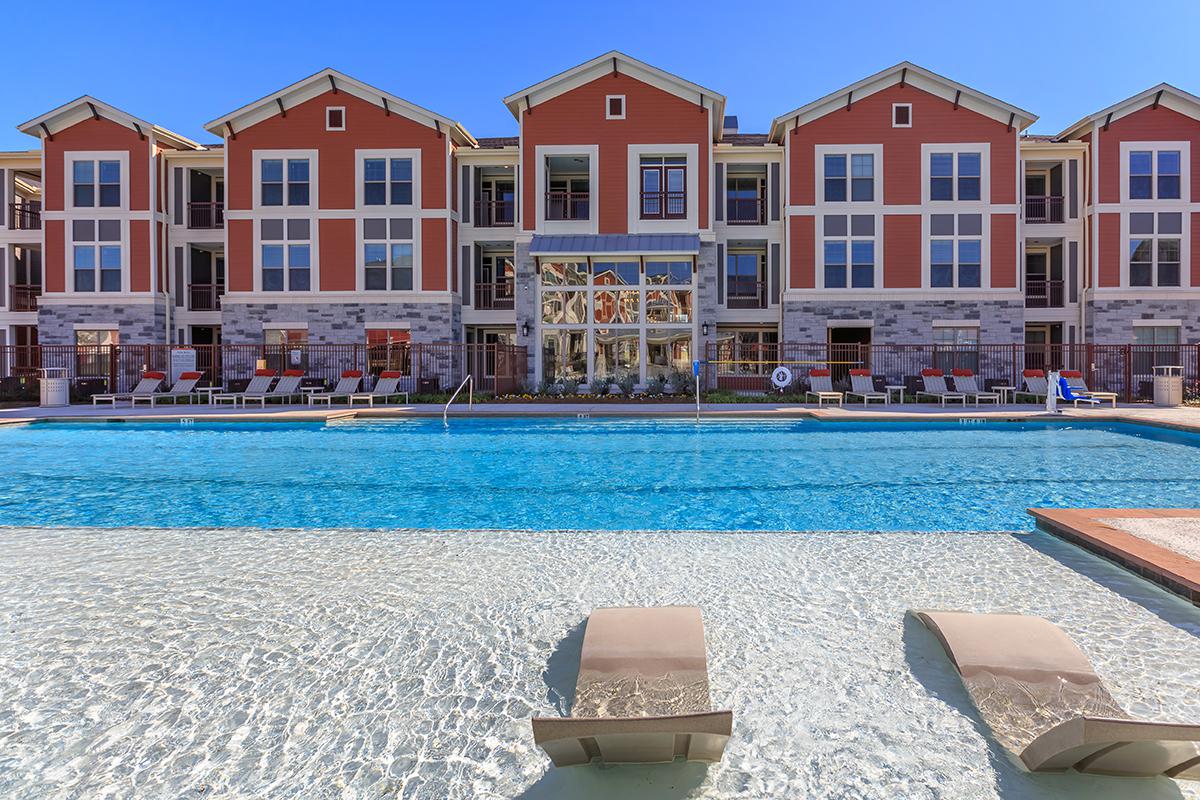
[789,216,814,288]
[228,220,253,292]
[990,213,1016,289]
[1098,212,1121,288]
[520,73,711,233]
[43,117,150,211]
[226,91,447,211]
[788,84,1017,206]
[1096,104,1200,205]
[44,220,65,292]
[130,220,150,291]
[422,218,446,291]
[883,215,921,288]
[319,218,356,291]
[1193,212,1200,287]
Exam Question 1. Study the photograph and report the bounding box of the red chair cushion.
[143,371,166,380]
[951,368,974,377]
[1060,370,1083,378]
[341,370,363,378]
[282,370,305,377]
[921,368,943,377]
[1023,369,1045,378]
[179,372,203,380]
[849,369,871,376]
[379,371,403,379]
[255,369,277,377]
[809,368,831,377]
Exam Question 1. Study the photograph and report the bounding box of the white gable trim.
[769,62,1037,141]
[17,96,201,150]
[503,51,725,138]
[203,69,476,146]
[1057,84,1200,141]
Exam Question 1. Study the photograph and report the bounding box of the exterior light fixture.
[701,322,710,337]
[522,321,530,338]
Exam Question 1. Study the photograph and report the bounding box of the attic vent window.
[892,103,912,128]
[606,95,625,120]
[326,106,346,131]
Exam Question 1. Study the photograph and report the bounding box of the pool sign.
[170,348,197,383]
[771,366,793,389]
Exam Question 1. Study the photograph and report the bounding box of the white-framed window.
[929,213,982,288]
[65,151,129,211]
[1129,149,1181,200]
[259,218,311,291]
[822,214,876,288]
[326,106,346,131]
[606,95,625,120]
[362,217,414,291]
[930,151,981,201]
[892,103,912,128]
[363,157,413,205]
[253,150,317,210]
[1128,212,1182,287]
[823,153,874,202]
[71,219,123,292]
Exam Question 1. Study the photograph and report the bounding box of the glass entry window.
[540,256,695,384]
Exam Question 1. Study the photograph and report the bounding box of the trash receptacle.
[1153,365,1184,406]
[39,367,70,407]
[417,377,439,395]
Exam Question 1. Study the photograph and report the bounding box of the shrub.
[644,375,666,396]
[561,377,580,395]
[616,373,636,396]
[591,374,611,396]
[539,378,559,396]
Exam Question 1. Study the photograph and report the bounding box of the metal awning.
[529,234,700,255]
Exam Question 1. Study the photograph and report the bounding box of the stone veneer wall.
[781,299,1025,343]
[1086,299,1200,344]
[37,300,168,345]
[219,301,461,344]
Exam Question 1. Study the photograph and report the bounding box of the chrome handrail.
[443,374,473,427]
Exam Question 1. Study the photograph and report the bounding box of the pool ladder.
[443,374,474,427]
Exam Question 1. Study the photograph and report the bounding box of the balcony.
[726,276,767,309]
[188,283,223,311]
[474,199,514,228]
[474,281,515,310]
[1025,195,1064,224]
[1025,279,1064,308]
[10,284,40,312]
[188,201,225,229]
[726,196,765,225]
[9,201,41,230]
[640,190,686,220]
[545,191,589,221]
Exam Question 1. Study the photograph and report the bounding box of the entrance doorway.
[828,326,871,381]
[1025,323,1062,371]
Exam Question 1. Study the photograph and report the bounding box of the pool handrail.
[443,374,473,426]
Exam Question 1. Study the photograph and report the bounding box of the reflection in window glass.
[592,261,639,286]
[593,290,639,324]
[644,261,691,285]
[646,290,691,323]
[593,330,640,376]
[540,261,588,286]
[646,330,691,378]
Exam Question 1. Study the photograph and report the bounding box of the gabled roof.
[503,51,726,139]
[768,62,1037,141]
[203,68,476,147]
[17,96,202,150]
[1057,83,1200,140]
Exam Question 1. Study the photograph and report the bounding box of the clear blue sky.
[4,0,1198,150]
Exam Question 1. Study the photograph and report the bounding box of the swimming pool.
[2,418,1199,530]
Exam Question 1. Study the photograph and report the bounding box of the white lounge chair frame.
[348,374,412,406]
[1015,372,1049,403]
[913,610,1200,780]
[241,373,304,407]
[1064,373,1118,407]
[531,606,732,768]
[307,373,363,406]
[212,373,276,406]
[916,373,967,406]
[92,374,164,406]
[804,373,843,406]
[846,372,888,405]
[951,373,1000,406]
[130,373,202,407]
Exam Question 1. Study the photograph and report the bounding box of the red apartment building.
[0,52,1197,386]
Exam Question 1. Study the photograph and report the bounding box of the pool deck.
[1030,508,1200,607]
[3,399,1200,432]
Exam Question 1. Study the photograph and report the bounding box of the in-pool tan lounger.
[912,610,1200,779]
[531,606,733,767]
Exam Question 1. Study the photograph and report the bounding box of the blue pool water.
[1,418,1199,531]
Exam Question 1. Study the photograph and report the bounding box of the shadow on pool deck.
[518,618,711,799]
[1018,530,1200,640]
[902,613,1187,800]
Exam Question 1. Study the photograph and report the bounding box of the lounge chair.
[1015,369,1049,403]
[531,606,733,767]
[949,369,999,406]
[804,369,843,406]
[1061,370,1118,407]
[241,370,304,406]
[1057,376,1102,407]
[912,610,1200,779]
[348,371,412,407]
[92,371,166,405]
[916,369,967,406]
[130,371,203,407]
[846,369,888,405]
[212,369,277,406]
[307,370,363,406]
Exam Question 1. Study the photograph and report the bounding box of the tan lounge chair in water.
[531,606,733,767]
[912,610,1200,779]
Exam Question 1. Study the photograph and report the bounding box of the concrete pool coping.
[1030,508,1200,607]
[3,400,1200,433]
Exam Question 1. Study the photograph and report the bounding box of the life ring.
[771,366,793,389]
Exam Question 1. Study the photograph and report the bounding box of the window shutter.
[173,167,183,225]
[771,243,781,305]
[174,247,184,307]
[461,245,471,305]
[461,166,471,224]
[714,163,723,222]
[716,243,724,305]
[770,163,781,222]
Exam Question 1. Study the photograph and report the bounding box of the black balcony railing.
[1025,279,1065,308]
[640,190,686,220]
[726,196,765,225]
[545,191,589,221]
[473,199,514,228]
[9,201,41,230]
[10,284,41,312]
[474,281,515,310]
[1025,195,1064,224]
[188,201,225,229]
[188,283,223,311]
[726,277,767,309]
